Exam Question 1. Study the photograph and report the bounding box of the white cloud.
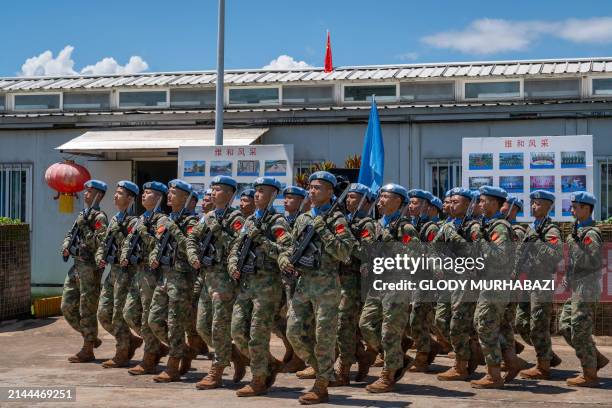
[422,17,612,55]
[262,55,313,70]
[18,45,149,77]
[81,56,149,75]
[20,45,78,76]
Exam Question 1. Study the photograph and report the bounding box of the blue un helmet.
[380,183,409,203]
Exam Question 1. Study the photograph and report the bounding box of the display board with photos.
[462,135,593,222]
[178,144,294,214]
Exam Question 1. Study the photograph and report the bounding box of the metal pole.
[214,0,225,146]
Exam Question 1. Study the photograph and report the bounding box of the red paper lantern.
[45,160,91,195]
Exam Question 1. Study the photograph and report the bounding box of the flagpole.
[214,0,225,146]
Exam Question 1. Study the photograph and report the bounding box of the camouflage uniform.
[359,213,419,372]
[434,219,453,342]
[558,220,603,369]
[228,210,293,377]
[96,212,135,352]
[473,215,514,366]
[287,207,356,381]
[61,207,108,343]
[432,219,481,362]
[410,218,440,355]
[500,223,527,351]
[515,221,563,362]
[186,207,244,368]
[148,211,199,359]
[336,213,376,366]
[121,211,165,355]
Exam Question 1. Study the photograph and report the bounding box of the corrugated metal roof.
[1,57,612,92]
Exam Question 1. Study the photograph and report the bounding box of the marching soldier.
[435,187,484,381]
[518,190,564,380]
[96,181,142,368]
[274,185,308,373]
[284,171,356,404]
[186,176,246,389]
[470,186,522,388]
[239,188,256,218]
[228,177,292,396]
[559,191,609,387]
[329,183,376,386]
[61,179,108,363]
[147,179,199,382]
[359,183,418,393]
[120,181,169,375]
[408,189,442,372]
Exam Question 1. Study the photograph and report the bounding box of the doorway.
[134,160,177,214]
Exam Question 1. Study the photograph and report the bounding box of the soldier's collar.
[577,217,595,228]
[431,216,440,223]
[254,207,275,219]
[412,215,430,225]
[311,203,331,217]
[483,211,504,224]
[380,210,400,228]
[532,217,546,229]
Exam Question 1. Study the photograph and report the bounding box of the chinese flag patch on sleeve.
[274,228,286,239]
[490,232,500,242]
[548,236,559,245]
[187,226,194,234]
[335,224,345,234]
[584,236,593,246]
[232,220,243,231]
[128,226,133,234]
[360,229,370,239]
[402,234,412,244]
[95,220,103,230]
[427,231,435,242]
[157,225,166,234]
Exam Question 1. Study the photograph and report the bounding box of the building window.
[283,86,334,105]
[294,159,324,176]
[0,163,32,225]
[170,89,215,108]
[465,81,520,99]
[229,88,279,105]
[344,85,396,102]
[0,94,5,111]
[524,79,580,99]
[400,82,455,102]
[600,158,612,220]
[425,159,462,199]
[63,92,110,110]
[14,94,60,110]
[118,91,168,108]
[592,78,612,96]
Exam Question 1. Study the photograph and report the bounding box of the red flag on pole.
[324,31,333,73]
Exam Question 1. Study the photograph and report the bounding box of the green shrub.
[0,217,22,225]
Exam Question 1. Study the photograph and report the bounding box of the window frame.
[226,85,282,106]
[462,79,523,101]
[62,90,112,111]
[0,93,5,111]
[589,76,612,98]
[11,92,62,111]
[116,88,170,109]
[424,158,462,199]
[281,84,335,106]
[341,82,399,104]
[399,80,456,103]
[523,77,581,100]
[0,163,33,228]
[169,87,216,108]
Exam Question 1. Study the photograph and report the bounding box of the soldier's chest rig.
[159,215,197,266]
[103,215,135,264]
[199,210,239,267]
[67,209,103,260]
[292,212,341,270]
[238,213,284,275]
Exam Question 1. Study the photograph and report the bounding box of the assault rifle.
[155,192,193,267]
[63,192,101,262]
[126,195,163,266]
[288,184,350,268]
[236,190,278,274]
[198,190,237,267]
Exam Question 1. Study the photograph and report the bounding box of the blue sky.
[2,0,612,76]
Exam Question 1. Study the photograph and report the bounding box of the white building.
[1,57,612,294]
